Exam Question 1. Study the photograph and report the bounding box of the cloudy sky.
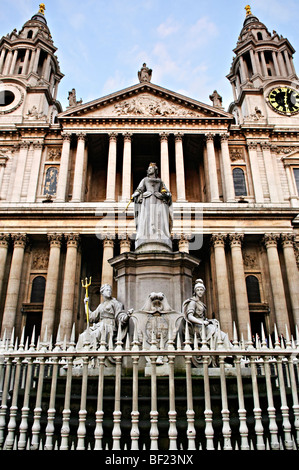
[1,0,299,110]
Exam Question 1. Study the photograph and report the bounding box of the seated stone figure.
[183,279,231,350]
[77,284,131,349]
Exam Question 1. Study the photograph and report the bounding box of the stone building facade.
[0,5,299,344]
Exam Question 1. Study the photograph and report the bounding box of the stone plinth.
[109,250,199,312]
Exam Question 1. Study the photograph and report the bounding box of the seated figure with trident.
[77,280,132,350]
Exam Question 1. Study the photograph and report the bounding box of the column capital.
[123,132,132,142]
[76,132,87,141]
[229,233,244,247]
[0,233,10,247]
[260,141,271,150]
[220,132,230,142]
[48,233,63,247]
[263,233,280,248]
[174,132,183,142]
[32,140,44,150]
[205,132,216,142]
[159,132,169,141]
[211,233,227,247]
[19,140,30,150]
[12,233,28,248]
[102,235,115,247]
[108,132,118,142]
[281,233,295,247]
[65,233,80,247]
[247,141,258,150]
[61,132,72,142]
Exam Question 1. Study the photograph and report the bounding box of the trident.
[81,276,92,324]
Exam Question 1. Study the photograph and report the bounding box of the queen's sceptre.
[81,277,92,324]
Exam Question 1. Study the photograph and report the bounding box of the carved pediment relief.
[59,83,233,121]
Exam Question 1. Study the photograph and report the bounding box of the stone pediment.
[58,82,233,121]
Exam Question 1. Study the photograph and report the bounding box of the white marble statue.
[132,163,173,250]
[183,279,231,350]
[77,284,131,349]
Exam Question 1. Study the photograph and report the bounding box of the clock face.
[268,87,299,115]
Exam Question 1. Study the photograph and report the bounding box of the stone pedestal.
[109,250,199,313]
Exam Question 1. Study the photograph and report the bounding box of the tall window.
[293,168,299,194]
[43,166,58,196]
[30,276,46,303]
[246,275,261,303]
[233,167,247,196]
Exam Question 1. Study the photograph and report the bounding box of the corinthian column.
[56,132,72,202]
[11,141,30,202]
[27,141,44,202]
[160,133,170,189]
[121,133,132,202]
[0,234,10,301]
[229,234,250,337]
[247,142,264,203]
[263,234,290,333]
[1,234,27,337]
[105,133,118,202]
[220,133,235,202]
[101,236,115,287]
[60,234,80,341]
[261,142,279,203]
[205,134,220,202]
[41,234,63,339]
[72,133,87,202]
[281,234,299,327]
[174,133,186,201]
[211,234,232,337]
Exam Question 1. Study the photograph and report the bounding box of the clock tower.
[227,5,299,126]
[0,3,63,125]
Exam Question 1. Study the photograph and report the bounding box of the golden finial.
[39,3,46,15]
[245,5,252,16]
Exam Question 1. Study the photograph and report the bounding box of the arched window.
[30,276,46,303]
[27,30,33,39]
[233,167,247,196]
[43,167,58,195]
[257,32,263,40]
[246,275,261,303]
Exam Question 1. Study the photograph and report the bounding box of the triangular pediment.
[58,82,233,121]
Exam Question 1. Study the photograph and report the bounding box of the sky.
[1,0,299,111]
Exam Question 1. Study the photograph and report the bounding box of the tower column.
[263,234,290,333]
[205,134,220,202]
[23,49,30,75]
[247,142,264,203]
[160,132,170,189]
[72,133,87,202]
[211,234,232,337]
[41,234,63,339]
[27,141,43,202]
[11,141,30,202]
[101,236,115,287]
[121,133,132,202]
[261,142,279,203]
[0,48,6,74]
[56,132,72,202]
[9,50,18,75]
[105,133,118,202]
[229,234,250,337]
[281,234,299,327]
[3,50,13,75]
[0,234,10,302]
[60,234,80,341]
[272,52,281,76]
[174,133,186,201]
[220,133,235,202]
[1,234,27,337]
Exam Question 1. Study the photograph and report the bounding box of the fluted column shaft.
[247,142,264,203]
[1,234,27,337]
[41,234,63,339]
[261,142,279,203]
[0,234,10,302]
[205,134,220,202]
[105,133,118,201]
[263,234,290,333]
[72,133,87,202]
[229,234,250,337]
[27,141,43,202]
[101,237,115,287]
[121,133,132,202]
[281,234,299,327]
[11,141,30,202]
[174,133,186,201]
[211,234,232,337]
[56,133,72,202]
[220,134,235,202]
[160,133,170,189]
[60,234,80,340]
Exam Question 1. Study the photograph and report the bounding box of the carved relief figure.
[132,163,173,250]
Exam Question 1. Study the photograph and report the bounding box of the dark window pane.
[43,167,58,195]
[233,168,247,196]
[30,276,46,303]
[246,275,261,303]
[293,168,299,194]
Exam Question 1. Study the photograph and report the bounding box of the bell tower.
[0,3,64,124]
[227,5,299,126]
